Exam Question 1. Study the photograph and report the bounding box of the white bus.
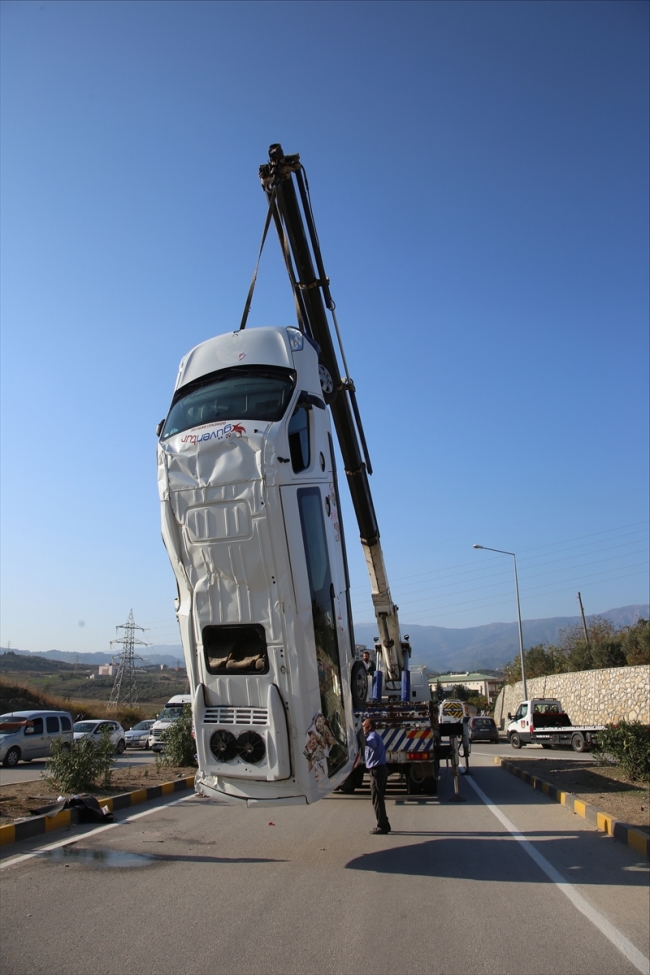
[157,326,360,806]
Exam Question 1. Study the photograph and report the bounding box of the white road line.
[466,776,650,975]
[0,793,196,871]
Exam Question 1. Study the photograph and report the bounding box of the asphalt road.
[0,749,157,786]
[1,752,648,975]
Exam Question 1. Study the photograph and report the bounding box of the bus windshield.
[162,367,295,439]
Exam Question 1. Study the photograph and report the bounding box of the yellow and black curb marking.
[0,775,196,849]
[495,757,649,858]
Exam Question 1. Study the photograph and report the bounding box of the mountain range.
[2,604,646,673]
[353,604,649,672]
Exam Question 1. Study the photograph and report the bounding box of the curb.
[0,775,196,849]
[495,757,649,858]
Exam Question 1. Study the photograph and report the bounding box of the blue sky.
[1,0,648,653]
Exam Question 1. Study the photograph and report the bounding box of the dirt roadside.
[506,757,649,833]
[0,763,197,823]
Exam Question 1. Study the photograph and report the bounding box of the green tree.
[45,725,115,793]
[621,619,650,666]
[559,616,628,672]
[503,643,567,684]
[158,705,197,768]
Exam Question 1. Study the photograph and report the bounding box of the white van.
[0,710,73,767]
[149,695,192,752]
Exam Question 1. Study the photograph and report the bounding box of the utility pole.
[108,610,149,709]
[577,592,590,649]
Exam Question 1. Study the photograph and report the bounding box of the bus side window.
[288,407,310,473]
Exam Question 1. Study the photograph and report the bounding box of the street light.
[473,544,527,699]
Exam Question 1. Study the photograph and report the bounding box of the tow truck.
[157,145,457,804]
[507,698,605,752]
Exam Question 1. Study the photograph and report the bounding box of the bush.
[157,705,197,767]
[593,722,650,782]
[44,727,116,793]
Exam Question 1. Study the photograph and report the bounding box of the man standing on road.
[363,718,391,835]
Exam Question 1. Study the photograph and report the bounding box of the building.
[98,664,116,676]
[429,672,503,704]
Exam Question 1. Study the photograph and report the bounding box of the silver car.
[73,720,126,754]
[124,720,155,750]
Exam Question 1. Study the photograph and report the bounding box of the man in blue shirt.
[363,718,391,834]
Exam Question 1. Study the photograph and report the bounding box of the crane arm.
[259,144,409,680]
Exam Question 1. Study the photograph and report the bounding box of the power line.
[108,610,150,709]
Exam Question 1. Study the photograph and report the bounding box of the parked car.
[73,720,126,754]
[468,716,499,743]
[0,710,74,767]
[124,720,155,750]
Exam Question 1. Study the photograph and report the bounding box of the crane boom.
[259,144,409,681]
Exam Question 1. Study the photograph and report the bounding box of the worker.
[362,650,375,675]
[362,717,391,835]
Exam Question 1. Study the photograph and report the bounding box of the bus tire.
[510,732,522,749]
[350,662,368,709]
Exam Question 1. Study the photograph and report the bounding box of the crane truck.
[157,145,454,805]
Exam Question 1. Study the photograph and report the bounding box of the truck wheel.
[3,747,20,768]
[571,733,586,753]
[510,732,522,749]
[350,661,368,709]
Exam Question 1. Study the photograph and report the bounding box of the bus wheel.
[350,662,368,709]
[318,362,337,405]
[510,732,522,749]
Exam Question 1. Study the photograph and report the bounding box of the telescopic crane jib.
[258,145,409,683]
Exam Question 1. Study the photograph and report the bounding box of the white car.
[124,720,155,750]
[73,720,126,754]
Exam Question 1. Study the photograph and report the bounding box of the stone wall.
[493,665,649,729]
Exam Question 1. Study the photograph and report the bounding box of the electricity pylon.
[108,610,149,709]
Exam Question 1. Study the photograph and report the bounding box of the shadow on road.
[345,834,649,886]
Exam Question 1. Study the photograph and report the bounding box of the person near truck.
[363,717,391,835]
[362,650,376,675]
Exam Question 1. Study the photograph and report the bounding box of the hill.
[2,604,647,675]
[353,604,649,672]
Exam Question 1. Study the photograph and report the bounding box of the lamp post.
[473,544,527,699]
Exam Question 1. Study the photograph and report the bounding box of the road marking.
[466,776,650,975]
[0,793,195,871]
